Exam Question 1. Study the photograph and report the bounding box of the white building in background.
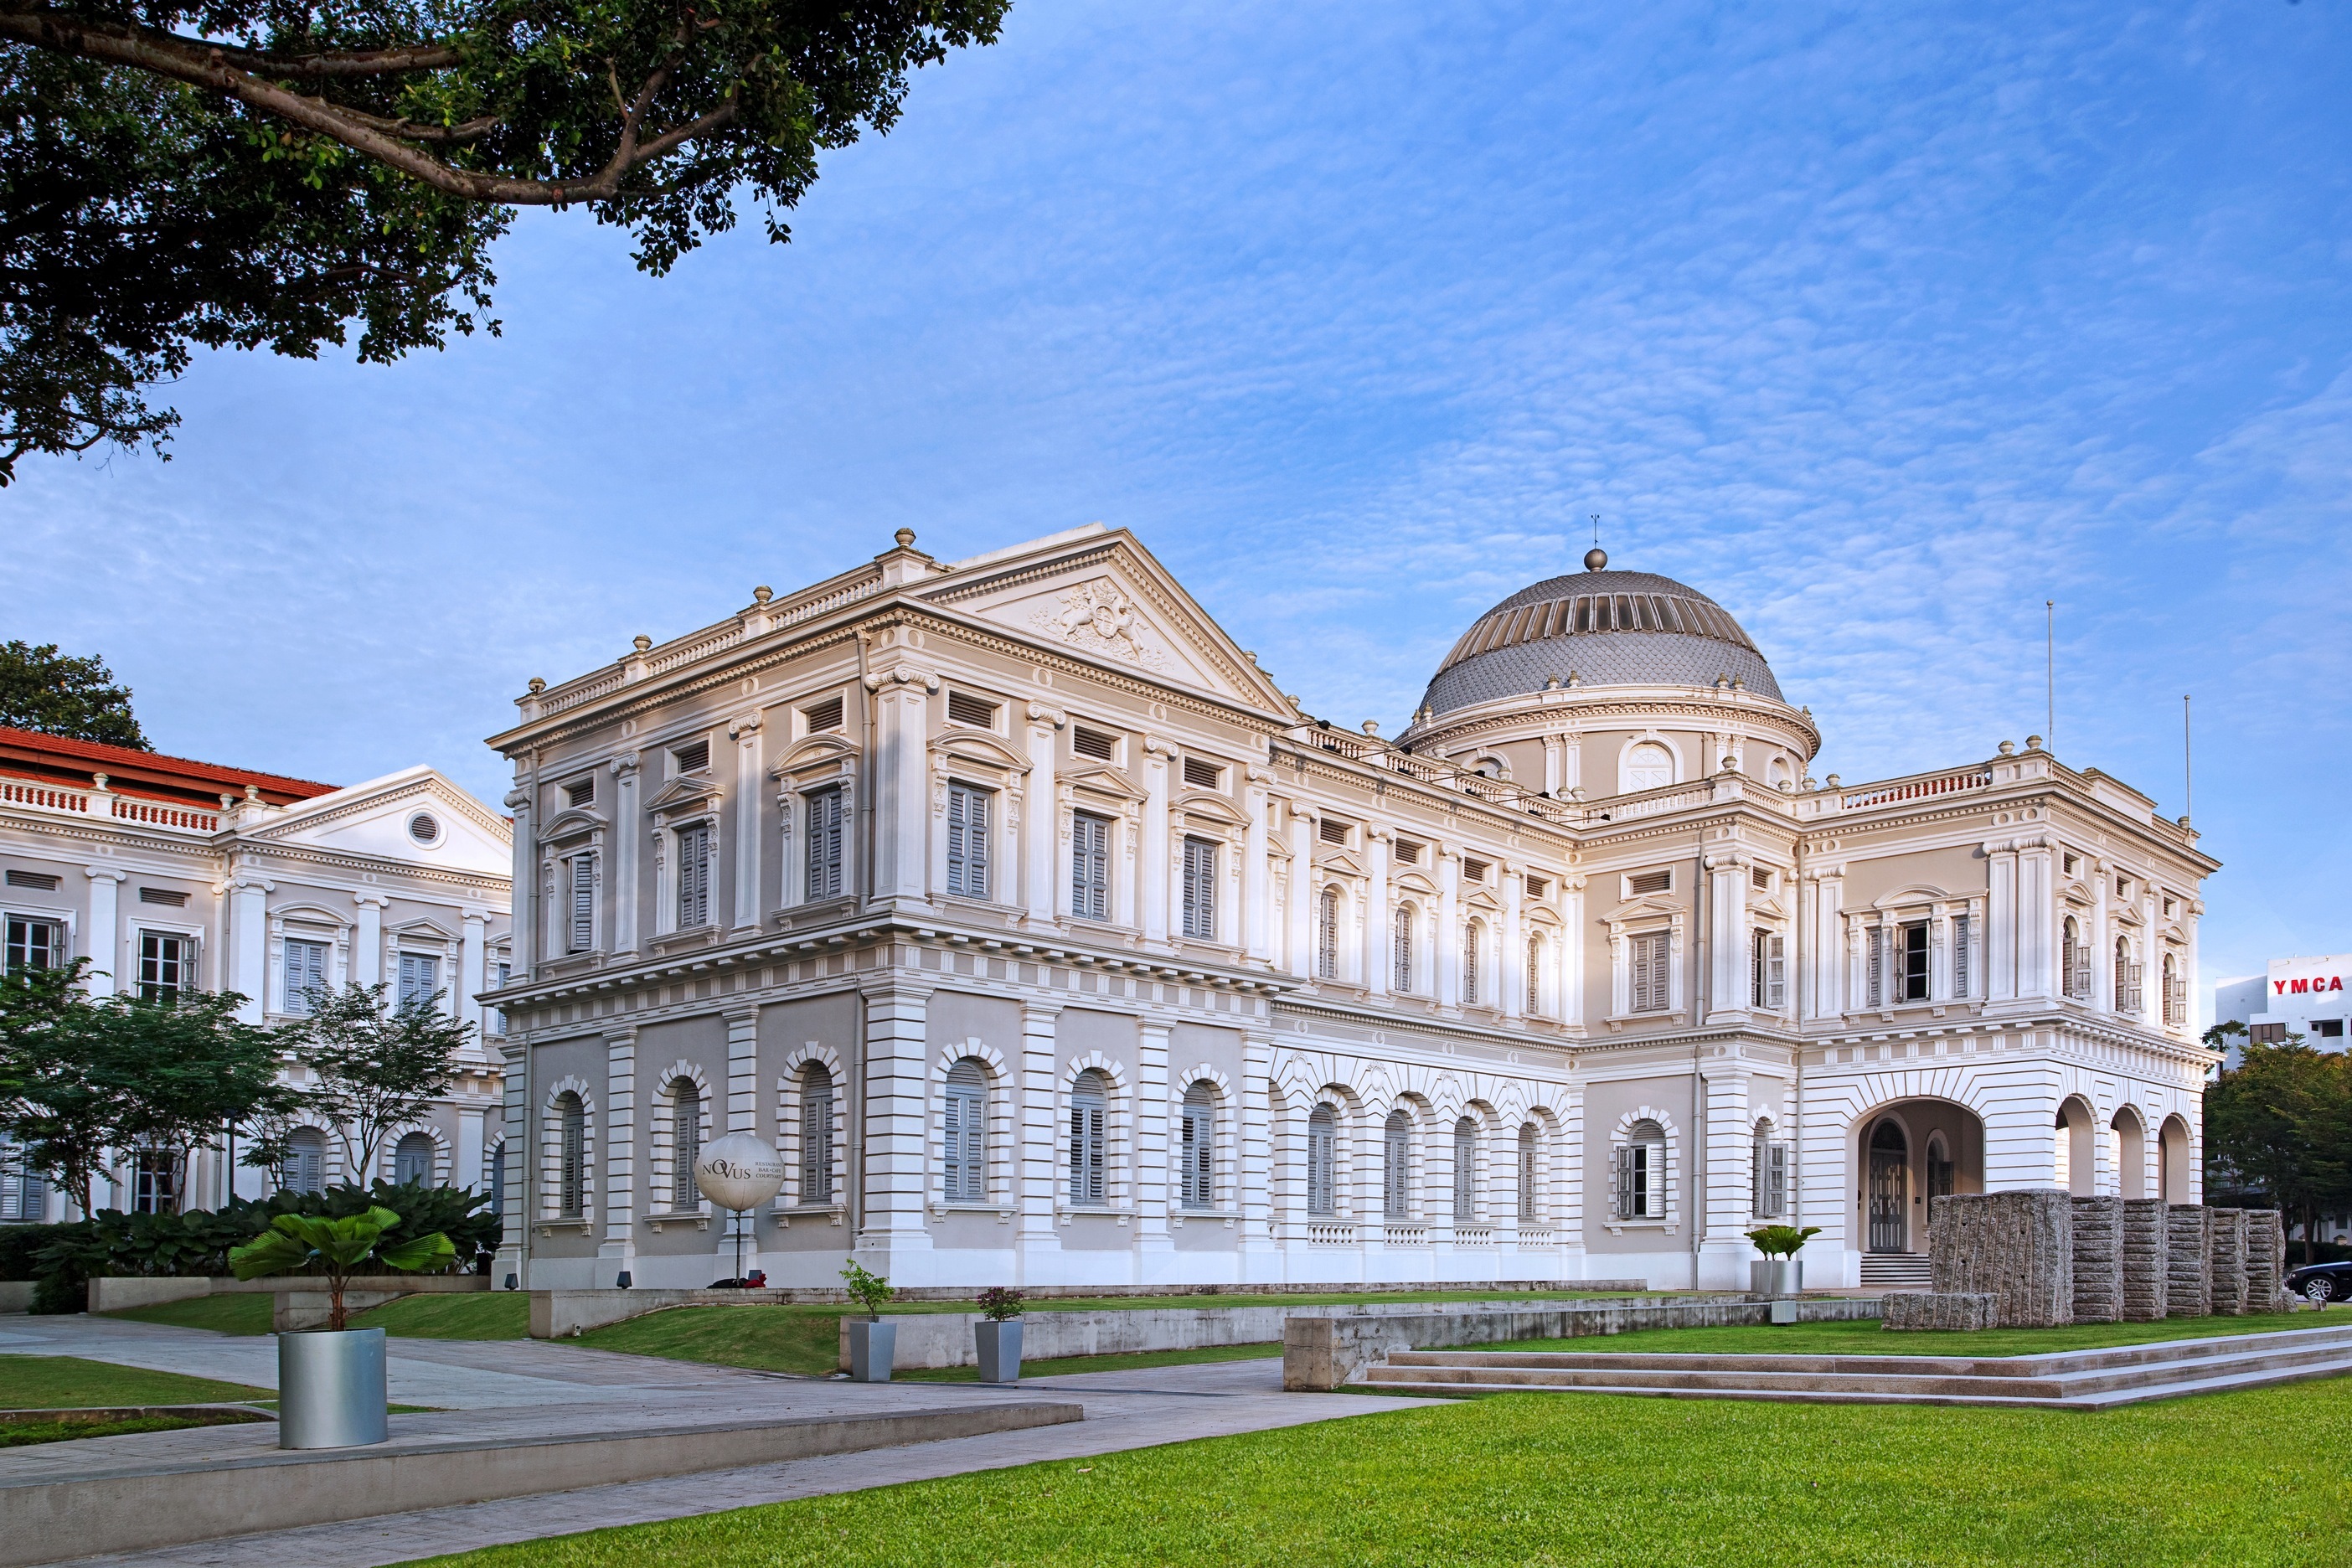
[2214,954,2351,1069]
[0,726,512,1224]
[484,525,2218,1294]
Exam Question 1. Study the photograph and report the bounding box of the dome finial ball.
[1583,546,1608,571]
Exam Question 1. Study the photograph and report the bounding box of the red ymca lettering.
[2335,977,2346,993]
[2293,978,2309,993]
[2277,981,2288,994]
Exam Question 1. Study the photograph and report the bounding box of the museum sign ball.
[694,1133,786,1211]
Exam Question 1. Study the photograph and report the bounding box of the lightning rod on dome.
[1586,513,1607,572]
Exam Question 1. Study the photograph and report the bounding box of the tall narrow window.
[1901,921,1929,1001]
[568,854,596,952]
[486,960,511,1035]
[1526,936,1543,1014]
[137,931,186,1003]
[1629,931,1669,1013]
[1382,1110,1413,1219]
[1751,1122,1786,1218]
[1307,1105,1337,1215]
[1614,1120,1665,1220]
[805,787,846,900]
[2061,917,2086,1000]
[285,1128,327,1194]
[1316,886,1339,978]
[1182,838,1217,939]
[283,937,328,1014]
[802,1065,835,1203]
[1179,1082,1215,1210]
[1452,1117,1477,1220]
[943,1060,988,1202]
[1070,812,1111,921]
[1952,914,1973,998]
[397,952,439,1014]
[0,1144,48,1223]
[675,822,713,929]
[1462,923,1482,1005]
[1516,1124,1538,1223]
[1752,929,1786,1008]
[1393,906,1416,992]
[393,1131,436,1187]
[1868,924,1887,1007]
[946,783,993,899]
[132,1150,175,1214]
[557,1092,586,1215]
[1068,1069,1109,1205]
[2115,938,2143,1013]
[3,916,64,972]
[672,1080,702,1208]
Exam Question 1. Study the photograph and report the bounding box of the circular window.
[407,812,442,845]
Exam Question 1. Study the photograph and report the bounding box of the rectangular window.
[0,1147,46,1223]
[487,960,511,1035]
[568,854,596,952]
[942,1078,987,1203]
[802,695,844,734]
[138,887,188,906]
[1524,874,1548,899]
[2249,1022,2285,1044]
[1070,812,1111,921]
[802,1081,835,1203]
[1629,931,1669,1013]
[946,691,998,729]
[1517,1134,1537,1224]
[805,787,846,900]
[1901,921,1930,1002]
[1393,840,1421,866]
[1754,1142,1788,1218]
[946,783,993,900]
[1181,838,1216,940]
[1182,756,1223,790]
[1752,929,1786,1008]
[1614,1142,1661,1220]
[283,938,328,1014]
[1952,914,1973,998]
[138,931,186,1003]
[1627,869,1672,897]
[1307,1115,1336,1215]
[397,952,439,1014]
[4,869,59,890]
[564,776,596,807]
[4,916,64,972]
[1068,1098,1106,1204]
[1072,726,1116,761]
[672,738,710,774]
[1751,866,1772,891]
[1462,858,1490,884]
[675,822,713,928]
[1318,818,1351,846]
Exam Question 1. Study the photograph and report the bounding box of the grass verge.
[0,1411,256,1447]
[0,1354,271,1409]
[1486,1312,2336,1359]
[895,1343,1284,1382]
[415,1378,2352,1566]
[104,1290,529,1339]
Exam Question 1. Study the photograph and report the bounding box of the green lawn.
[0,1354,271,1409]
[104,1290,529,1339]
[896,1343,1286,1382]
[419,1378,2352,1566]
[106,1293,277,1334]
[1487,1311,2338,1359]
[0,1412,235,1446]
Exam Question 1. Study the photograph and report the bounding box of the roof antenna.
[1585,513,1607,572]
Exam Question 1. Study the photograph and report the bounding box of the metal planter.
[848,1318,896,1382]
[277,1327,388,1449]
[1750,1259,1803,1297]
[975,1319,1024,1384]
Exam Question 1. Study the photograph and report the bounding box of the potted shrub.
[1745,1224,1821,1298]
[841,1261,895,1382]
[229,1206,454,1449]
[974,1287,1025,1383]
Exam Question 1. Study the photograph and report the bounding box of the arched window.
[1622,741,1674,794]
[1068,1068,1109,1206]
[1393,905,1416,993]
[1462,921,1482,1005]
[1382,1109,1413,1219]
[556,1092,586,1216]
[1751,1118,1786,1218]
[671,1080,703,1209]
[1307,1104,1337,1215]
[393,1131,437,1188]
[1179,1081,1215,1210]
[1516,1123,1538,1223]
[943,1059,988,1203]
[1452,1117,1477,1220]
[1525,935,1544,1014]
[1614,1118,1664,1220]
[801,1064,835,1204]
[1317,886,1340,981]
[285,1127,328,1195]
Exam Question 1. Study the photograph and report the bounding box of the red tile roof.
[0,725,338,809]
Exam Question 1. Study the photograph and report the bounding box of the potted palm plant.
[974,1287,1025,1383]
[841,1261,896,1382]
[229,1205,454,1449]
[1745,1224,1821,1298]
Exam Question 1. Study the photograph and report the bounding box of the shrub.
[977,1287,1025,1322]
[0,1223,79,1282]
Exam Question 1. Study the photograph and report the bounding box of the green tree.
[2205,1037,2352,1263]
[0,642,147,746]
[0,0,1007,483]
[283,982,472,1179]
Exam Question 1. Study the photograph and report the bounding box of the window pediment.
[1173,788,1247,828]
[645,775,722,814]
[539,807,606,845]
[1061,761,1149,804]
[1748,892,1790,921]
[1870,883,1952,910]
[1606,894,1682,926]
[1316,848,1366,878]
[390,916,456,941]
[930,730,1030,776]
[772,735,859,782]
[1392,871,1438,898]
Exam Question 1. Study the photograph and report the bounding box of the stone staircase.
[1359,1320,2352,1409]
[1859,1252,1934,1292]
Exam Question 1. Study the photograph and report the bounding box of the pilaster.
[730,715,764,931]
[82,867,125,997]
[610,752,641,956]
[352,894,388,988]
[1023,704,1063,925]
[1018,1002,1065,1271]
[854,983,936,1280]
[1141,737,1173,943]
[600,1028,637,1283]
[1135,1021,1173,1267]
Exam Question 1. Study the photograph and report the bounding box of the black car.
[2286,1261,2351,1304]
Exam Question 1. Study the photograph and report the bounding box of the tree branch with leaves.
[282,981,472,1180]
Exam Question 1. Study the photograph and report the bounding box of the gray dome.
[1418,568,1782,719]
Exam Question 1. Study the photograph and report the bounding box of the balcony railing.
[1,779,220,833]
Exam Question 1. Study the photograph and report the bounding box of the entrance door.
[1867,1120,1909,1253]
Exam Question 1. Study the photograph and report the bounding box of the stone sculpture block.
[2120,1198,2170,1322]
[2070,1195,2122,1324]
[2166,1204,2212,1318]
[1927,1191,2072,1328]
[2242,1210,2287,1313]
[2208,1207,2248,1316]
[1884,1292,1999,1332]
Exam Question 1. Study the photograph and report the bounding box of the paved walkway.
[9,1315,1442,1568]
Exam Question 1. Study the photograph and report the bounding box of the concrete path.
[13,1317,1442,1568]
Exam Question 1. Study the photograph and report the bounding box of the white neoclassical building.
[485,526,2215,1292]
[0,726,512,1220]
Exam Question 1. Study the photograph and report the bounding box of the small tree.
[840,1261,894,1321]
[230,1206,456,1330]
[282,983,472,1181]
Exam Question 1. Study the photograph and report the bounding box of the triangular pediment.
[1606,894,1682,925]
[921,528,1294,716]
[254,766,509,875]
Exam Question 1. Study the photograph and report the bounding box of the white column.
[1706,853,1746,1023]
[854,983,936,1282]
[1987,845,2018,1001]
[1023,705,1063,925]
[229,874,271,1023]
[2019,839,2055,1001]
[610,753,641,956]
[459,910,487,1031]
[730,715,764,931]
[1542,736,1564,796]
[1240,1029,1278,1277]
[1018,1003,1064,1275]
[1135,1021,1173,1276]
[1562,874,1586,1029]
[1141,738,1173,944]
[600,1028,637,1286]
[83,868,125,997]
[456,1104,486,1193]
[1285,805,1314,975]
[1699,1070,1753,1287]
[504,782,535,980]
[353,894,388,988]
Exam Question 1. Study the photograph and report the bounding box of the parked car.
[2285,1261,2352,1303]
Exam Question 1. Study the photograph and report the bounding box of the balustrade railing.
[1305,1221,1357,1246]
[1381,1224,1430,1246]
[1839,768,1994,811]
[1,779,218,833]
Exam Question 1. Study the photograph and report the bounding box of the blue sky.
[8,2,2349,1007]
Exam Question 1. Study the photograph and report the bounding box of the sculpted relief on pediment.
[1029,578,1172,674]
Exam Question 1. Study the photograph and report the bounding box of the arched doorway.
[2111,1107,2147,1199]
[1854,1100,1985,1257]
[2159,1115,2192,1202]
[1866,1120,1910,1254]
[2055,1097,2097,1195]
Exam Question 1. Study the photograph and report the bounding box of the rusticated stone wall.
[1929,1191,2072,1328]
[2120,1199,2170,1322]
[2243,1210,2287,1313]
[2208,1208,2249,1316]
[2167,1205,2213,1318]
[2071,1196,2122,1324]
[1884,1292,1999,1332]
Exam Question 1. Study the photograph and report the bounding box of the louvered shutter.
[807,789,845,899]
[570,855,596,952]
[1613,1145,1632,1220]
[1766,933,1787,1008]
[1953,915,1972,997]
[1072,815,1109,920]
[1868,926,1885,1007]
[1307,1111,1335,1215]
